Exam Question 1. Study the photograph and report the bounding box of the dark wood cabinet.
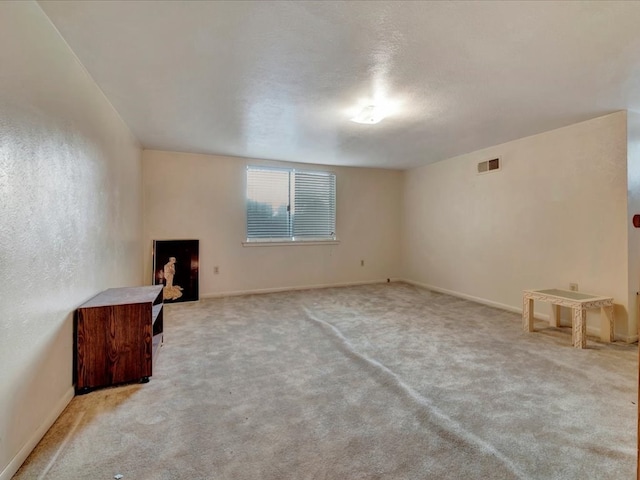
[75,285,164,393]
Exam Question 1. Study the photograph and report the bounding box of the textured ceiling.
[39,1,640,169]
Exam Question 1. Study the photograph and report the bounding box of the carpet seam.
[302,306,529,480]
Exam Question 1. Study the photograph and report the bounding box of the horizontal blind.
[246,167,291,239]
[292,171,336,239]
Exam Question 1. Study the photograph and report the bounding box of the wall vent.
[477,157,501,174]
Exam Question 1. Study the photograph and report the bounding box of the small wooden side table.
[523,288,614,349]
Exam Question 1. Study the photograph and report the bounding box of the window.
[246,166,336,243]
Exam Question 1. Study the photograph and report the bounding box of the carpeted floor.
[13,283,637,479]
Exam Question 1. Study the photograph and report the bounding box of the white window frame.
[243,166,338,246]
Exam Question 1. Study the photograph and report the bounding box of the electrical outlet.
[214,266,220,274]
[569,283,578,291]
[360,259,364,267]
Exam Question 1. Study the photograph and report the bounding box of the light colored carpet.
[14,283,637,479]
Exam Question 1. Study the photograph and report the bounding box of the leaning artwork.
[152,239,199,303]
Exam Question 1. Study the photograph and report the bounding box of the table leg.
[550,304,561,328]
[600,305,614,342]
[523,296,534,332]
[572,307,587,348]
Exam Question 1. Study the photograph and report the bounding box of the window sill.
[242,240,340,247]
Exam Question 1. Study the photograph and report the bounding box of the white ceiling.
[39,0,640,169]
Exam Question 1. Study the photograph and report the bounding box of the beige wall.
[402,112,633,340]
[143,150,403,295]
[0,3,143,479]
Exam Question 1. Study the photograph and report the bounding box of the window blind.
[292,171,336,239]
[246,166,336,242]
[246,167,291,240]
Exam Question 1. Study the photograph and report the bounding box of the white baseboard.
[400,278,538,315]
[201,279,397,299]
[0,386,75,480]
[399,279,635,343]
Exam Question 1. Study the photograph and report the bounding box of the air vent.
[477,157,501,174]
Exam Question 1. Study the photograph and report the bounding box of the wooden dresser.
[75,285,164,394]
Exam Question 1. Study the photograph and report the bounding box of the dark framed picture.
[152,239,199,303]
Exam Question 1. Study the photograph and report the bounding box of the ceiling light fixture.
[350,105,385,124]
